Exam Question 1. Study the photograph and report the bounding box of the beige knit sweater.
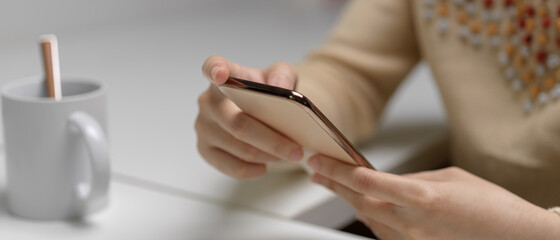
[297,0,560,208]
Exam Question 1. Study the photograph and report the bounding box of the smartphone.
[218,77,374,169]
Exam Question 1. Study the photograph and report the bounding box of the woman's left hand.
[308,155,560,240]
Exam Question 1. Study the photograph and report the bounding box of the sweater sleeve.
[296,0,420,143]
[551,207,560,217]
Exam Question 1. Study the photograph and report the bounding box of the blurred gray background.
[0,0,446,233]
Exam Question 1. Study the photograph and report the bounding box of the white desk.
[0,0,447,238]
[0,158,367,240]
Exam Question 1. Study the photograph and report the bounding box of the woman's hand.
[195,56,303,179]
[308,155,560,240]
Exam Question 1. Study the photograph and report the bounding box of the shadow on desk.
[340,220,377,239]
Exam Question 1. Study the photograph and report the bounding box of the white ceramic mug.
[2,77,110,220]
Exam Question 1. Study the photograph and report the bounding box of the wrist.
[511,206,560,240]
[541,207,560,239]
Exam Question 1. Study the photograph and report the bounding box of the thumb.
[202,56,231,85]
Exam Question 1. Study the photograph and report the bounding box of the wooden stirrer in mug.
[40,34,61,100]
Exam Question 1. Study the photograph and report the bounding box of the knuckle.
[447,166,463,175]
[272,61,294,70]
[197,91,209,107]
[194,116,204,134]
[352,168,375,192]
[193,115,213,139]
[269,61,295,78]
[223,133,238,149]
[273,140,289,157]
[196,141,205,155]
[322,159,337,177]
[441,166,464,179]
[196,142,212,164]
[321,176,336,191]
[413,184,439,208]
[229,113,249,138]
[242,145,259,163]
[199,89,224,108]
[224,136,258,163]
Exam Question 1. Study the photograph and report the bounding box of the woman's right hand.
[195,56,303,179]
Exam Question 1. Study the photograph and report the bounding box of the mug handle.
[67,111,110,208]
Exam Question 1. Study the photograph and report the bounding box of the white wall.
[0,0,343,45]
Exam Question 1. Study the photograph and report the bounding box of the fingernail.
[211,66,222,83]
[307,156,320,171]
[289,148,303,162]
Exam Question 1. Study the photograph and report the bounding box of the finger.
[312,173,402,228]
[356,212,368,224]
[308,155,429,206]
[197,142,266,179]
[356,212,402,239]
[202,56,264,84]
[263,61,297,89]
[212,96,303,162]
[367,219,404,240]
[198,120,281,164]
[403,167,470,182]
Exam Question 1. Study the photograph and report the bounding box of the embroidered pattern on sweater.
[422,0,560,113]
